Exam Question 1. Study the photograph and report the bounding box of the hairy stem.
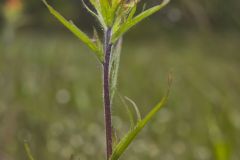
[103,28,113,160]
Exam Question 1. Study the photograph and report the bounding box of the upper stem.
[103,28,113,160]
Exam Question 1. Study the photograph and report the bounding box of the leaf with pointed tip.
[112,0,170,43]
[99,0,113,26]
[111,92,170,160]
[119,94,135,129]
[111,0,122,14]
[127,5,137,21]
[87,0,106,28]
[82,0,98,19]
[93,28,103,54]
[24,143,35,160]
[43,0,103,62]
[110,38,122,101]
[124,96,142,122]
[112,127,120,148]
[112,16,122,34]
[207,115,230,160]
[142,3,147,12]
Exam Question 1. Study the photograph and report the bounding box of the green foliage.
[207,115,230,160]
[1,32,240,160]
[110,38,122,102]
[24,143,35,160]
[43,0,170,59]
[124,96,142,123]
[112,0,170,43]
[120,95,135,128]
[120,95,143,129]
[42,0,170,103]
[42,0,170,159]
[111,93,169,160]
[42,0,104,62]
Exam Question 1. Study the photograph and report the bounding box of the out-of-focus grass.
[0,32,239,160]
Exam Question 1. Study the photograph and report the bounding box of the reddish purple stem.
[103,28,113,160]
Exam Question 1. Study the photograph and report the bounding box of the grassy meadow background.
[0,0,240,160]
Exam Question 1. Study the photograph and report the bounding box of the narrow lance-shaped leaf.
[93,28,103,53]
[110,38,122,102]
[82,0,99,19]
[111,0,122,15]
[142,3,147,12]
[112,127,120,148]
[112,0,170,43]
[24,142,35,160]
[124,96,142,122]
[42,0,104,62]
[119,94,135,129]
[207,114,230,160]
[111,92,170,160]
[127,5,137,21]
[99,0,113,26]
[111,74,172,160]
[87,0,107,28]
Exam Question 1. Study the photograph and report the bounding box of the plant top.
[43,0,170,63]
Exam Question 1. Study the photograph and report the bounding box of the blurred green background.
[0,0,240,160]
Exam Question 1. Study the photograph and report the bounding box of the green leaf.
[24,142,35,160]
[119,94,135,129]
[111,0,122,14]
[99,0,113,26]
[82,0,98,19]
[127,5,137,22]
[112,0,170,43]
[207,115,230,160]
[42,0,103,62]
[110,38,122,101]
[111,92,170,160]
[87,0,107,28]
[112,16,122,35]
[124,96,142,122]
[112,127,120,148]
[93,28,103,53]
[142,3,147,12]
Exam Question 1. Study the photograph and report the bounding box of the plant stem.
[103,27,113,160]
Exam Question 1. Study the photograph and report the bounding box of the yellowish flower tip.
[5,0,22,11]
